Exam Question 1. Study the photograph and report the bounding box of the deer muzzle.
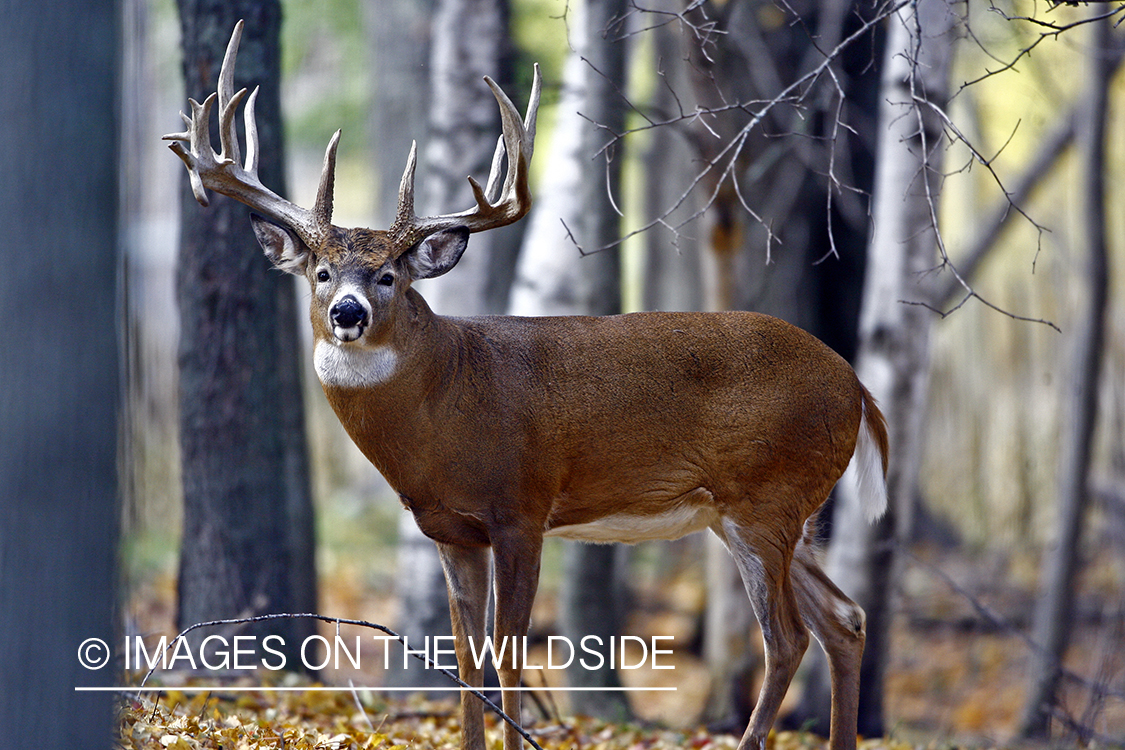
[330,295,369,342]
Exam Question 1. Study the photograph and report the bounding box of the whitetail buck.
[166,21,889,750]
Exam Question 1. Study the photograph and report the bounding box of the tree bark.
[640,6,705,314]
[174,0,317,669]
[415,0,520,316]
[562,0,631,720]
[0,1,119,744]
[1018,12,1114,737]
[386,0,516,693]
[508,0,632,719]
[365,0,434,226]
[813,0,957,735]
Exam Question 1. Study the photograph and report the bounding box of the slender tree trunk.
[0,1,119,745]
[1018,12,1113,737]
[365,0,434,226]
[575,0,625,310]
[560,0,631,720]
[509,0,632,719]
[416,0,519,315]
[640,9,705,314]
[817,0,957,735]
[507,39,589,315]
[174,0,317,669]
[387,0,516,692]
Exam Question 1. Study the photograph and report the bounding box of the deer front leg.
[437,543,492,750]
[490,527,544,750]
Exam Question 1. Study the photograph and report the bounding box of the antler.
[163,20,339,250]
[389,64,541,252]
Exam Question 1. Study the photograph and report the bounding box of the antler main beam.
[389,65,541,252]
[163,20,339,250]
[166,19,538,258]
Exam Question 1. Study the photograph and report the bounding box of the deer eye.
[316,269,330,283]
[378,273,395,287]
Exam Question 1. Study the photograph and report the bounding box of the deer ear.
[404,227,469,280]
[251,213,309,275]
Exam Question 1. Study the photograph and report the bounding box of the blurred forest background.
[115,0,1124,746]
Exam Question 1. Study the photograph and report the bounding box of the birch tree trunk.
[814,0,958,734]
[1018,12,1114,737]
[508,0,632,719]
[415,0,519,316]
[386,0,516,692]
[365,0,434,226]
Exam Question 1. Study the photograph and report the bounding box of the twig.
[966,3,1125,89]
[140,613,545,750]
[349,679,376,732]
[936,33,1125,311]
[568,0,910,256]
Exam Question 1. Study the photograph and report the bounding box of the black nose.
[331,296,367,329]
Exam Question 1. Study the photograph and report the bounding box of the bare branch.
[960,2,1125,90]
[576,0,909,256]
[581,0,1114,328]
[935,33,1125,308]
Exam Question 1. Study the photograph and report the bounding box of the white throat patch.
[314,340,399,389]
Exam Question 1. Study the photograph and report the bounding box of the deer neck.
[314,290,479,485]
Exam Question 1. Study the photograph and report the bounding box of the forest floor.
[118,523,1124,750]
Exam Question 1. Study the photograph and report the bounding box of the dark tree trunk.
[809,0,957,736]
[174,0,317,669]
[0,1,119,745]
[673,0,882,728]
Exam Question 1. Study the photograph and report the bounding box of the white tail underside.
[851,398,888,523]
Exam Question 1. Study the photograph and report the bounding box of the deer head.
[164,20,540,347]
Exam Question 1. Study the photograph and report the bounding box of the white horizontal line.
[76,686,676,692]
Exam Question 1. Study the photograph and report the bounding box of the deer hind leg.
[716,517,810,750]
[790,535,864,750]
[437,543,492,750]
[490,527,543,750]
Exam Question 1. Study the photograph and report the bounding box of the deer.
[165,21,889,750]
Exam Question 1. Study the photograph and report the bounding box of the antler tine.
[396,141,420,225]
[164,93,219,206]
[244,86,261,174]
[389,65,541,253]
[216,20,246,168]
[481,63,540,206]
[481,134,506,205]
[525,63,542,141]
[314,130,342,229]
[162,20,336,250]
